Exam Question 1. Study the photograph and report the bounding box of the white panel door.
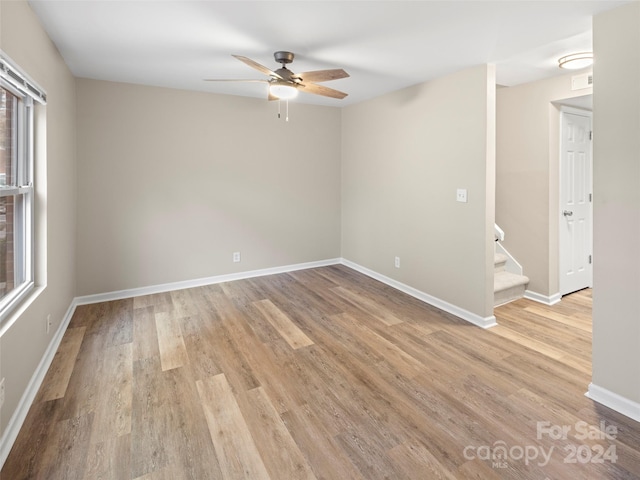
[560,110,592,296]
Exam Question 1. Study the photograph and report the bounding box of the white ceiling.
[27,0,627,107]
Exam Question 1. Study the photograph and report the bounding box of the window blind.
[0,51,47,104]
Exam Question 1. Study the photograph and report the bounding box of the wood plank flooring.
[3,266,640,479]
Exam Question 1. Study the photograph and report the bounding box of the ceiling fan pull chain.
[275,99,290,121]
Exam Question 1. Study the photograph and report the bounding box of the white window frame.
[0,52,45,326]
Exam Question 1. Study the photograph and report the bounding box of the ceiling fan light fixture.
[269,83,298,100]
[558,52,593,70]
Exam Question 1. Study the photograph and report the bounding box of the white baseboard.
[75,258,342,305]
[524,290,562,305]
[340,259,497,329]
[76,258,495,331]
[586,383,640,423]
[0,299,78,468]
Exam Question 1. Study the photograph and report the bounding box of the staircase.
[493,224,529,306]
[494,252,529,306]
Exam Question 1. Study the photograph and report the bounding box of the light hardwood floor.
[3,265,640,479]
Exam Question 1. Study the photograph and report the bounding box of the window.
[0,52,45,324]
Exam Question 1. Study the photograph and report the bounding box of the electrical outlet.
[46,314,52,334]
[0,377,5,409]
[456,188,468,203]
[394,256,400,268]
[233,252,241,263]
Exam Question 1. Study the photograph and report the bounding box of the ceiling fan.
[205,51,349,101]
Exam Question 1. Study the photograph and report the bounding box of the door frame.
[559,106,593,296]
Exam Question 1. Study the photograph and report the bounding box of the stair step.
[494,253,508,265]
[494,271,529,306]
[494,253,508,273]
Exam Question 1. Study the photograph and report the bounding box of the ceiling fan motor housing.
[274,68,299,84]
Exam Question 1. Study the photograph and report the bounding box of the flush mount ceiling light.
[269,82,298,100]
[558,52,593,70]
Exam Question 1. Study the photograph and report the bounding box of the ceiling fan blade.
[268,90,279,101]
[203,79,267,83]
[232,55,283,80]
[300,82,348,99]
[295,69,349,83]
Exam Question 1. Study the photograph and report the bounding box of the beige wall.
[76,79,342,295]
[496,73,592,297]
[0,0,77,434]
[342,65,496,320]
[592,2,640,405]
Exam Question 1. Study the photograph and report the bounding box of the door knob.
[563,210,573,216]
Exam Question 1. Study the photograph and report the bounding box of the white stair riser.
[494,269,529,307]
[494,261,507,274]
[494,284,527,307]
